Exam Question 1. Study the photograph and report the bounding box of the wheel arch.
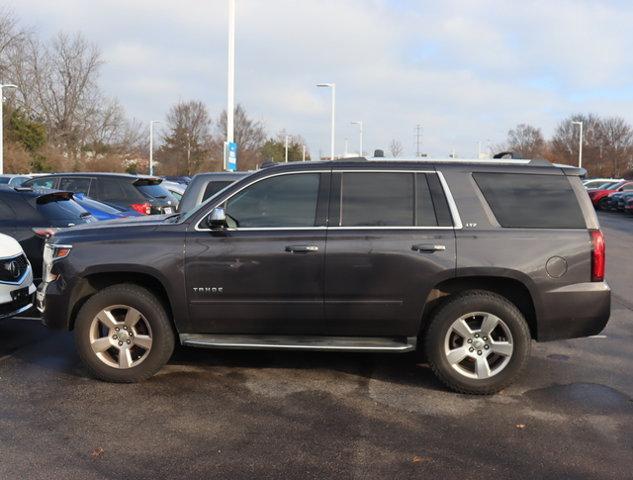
[68,269,177,332]
[420,274,540,340]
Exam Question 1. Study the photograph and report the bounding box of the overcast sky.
[7,0,633,158]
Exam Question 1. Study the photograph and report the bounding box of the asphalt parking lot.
[1,212,631,480]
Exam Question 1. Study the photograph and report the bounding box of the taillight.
[590,230,605,282]
[130,203,151,215]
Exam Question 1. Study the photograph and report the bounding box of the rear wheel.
[74,284,175,382]
[424,290,531,394]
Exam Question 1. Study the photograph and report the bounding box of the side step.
[179,334,417,353]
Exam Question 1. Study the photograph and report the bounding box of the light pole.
[0,83,18,175]
[149,120,160,176]
[572,121,583,168]
[227,0,235,147]
[284,135,289,163]
[351,120,363,157]
[302,145,306,161]
[186,132,191,175]
[317,83,335,160]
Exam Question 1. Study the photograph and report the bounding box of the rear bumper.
[537,282,611,341]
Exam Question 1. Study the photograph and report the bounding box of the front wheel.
[424,290,531,395]
[74,284,175,382]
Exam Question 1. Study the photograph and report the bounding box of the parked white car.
[0,233,35,319]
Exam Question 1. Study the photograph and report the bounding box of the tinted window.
[137,183,172,199]
[37,199,90,225]
[0,177,9,185]
[59,177,92,195]
[340,173,413,226]
[94,178,145,203]
[203,181,233,201]
[224,173,320,228]
[620,183,633,191]
[473,173,585,229]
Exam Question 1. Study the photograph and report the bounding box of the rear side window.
[94,178,145,203]
[473,173,586,229]
[59,177,92,195]
[335,172,443,227]
[203,181,233,201]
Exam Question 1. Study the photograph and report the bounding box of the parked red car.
[588,180,633,209]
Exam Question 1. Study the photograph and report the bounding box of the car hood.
[0,233,24,258]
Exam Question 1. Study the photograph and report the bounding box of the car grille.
[0,254,29,283]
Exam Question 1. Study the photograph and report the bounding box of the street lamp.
[0,83,18,175]
[149,120,160,176]
[227,0,236,146]
[351,120,363,157]
[284,135,289,163]
[572,121,583,168]
[317,83,335,160]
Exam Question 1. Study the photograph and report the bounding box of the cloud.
[6,0,633,157]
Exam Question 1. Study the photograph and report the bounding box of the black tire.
[424,290,531,395]
[74,284,175,383]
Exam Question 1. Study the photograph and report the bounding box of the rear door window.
[473,173,586,229]
[334,172,443,227]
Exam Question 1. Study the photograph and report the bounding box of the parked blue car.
[72,193,136,220]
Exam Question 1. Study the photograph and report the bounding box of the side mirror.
[206,207,227,229]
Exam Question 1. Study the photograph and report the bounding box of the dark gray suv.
[36,158,609,394]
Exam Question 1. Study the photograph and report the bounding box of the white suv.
[0,233,35,319]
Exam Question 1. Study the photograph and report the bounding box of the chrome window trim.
[194,168,462,232]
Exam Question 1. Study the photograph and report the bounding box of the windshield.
[137,183,173,200]
[76,196,123,215]
[37,198,93,225]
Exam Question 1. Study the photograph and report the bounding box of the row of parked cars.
[583,177,633,213]
[1,160,612,394]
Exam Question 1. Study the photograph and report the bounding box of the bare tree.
[217,104,267,170]
[0,9,26,78]
[389,139,404,157]
[597,117,633,177]
[504,124,546,159]
[158,100,213,175]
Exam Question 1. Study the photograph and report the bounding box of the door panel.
[324,229,455,336]
[184,171,330,334]
[185,230,325,333]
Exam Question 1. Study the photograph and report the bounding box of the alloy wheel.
[443,312,514,380]
[88,305,153,369]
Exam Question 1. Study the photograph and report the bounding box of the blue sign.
[227,142,237,171]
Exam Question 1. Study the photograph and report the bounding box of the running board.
[179,334,417,353]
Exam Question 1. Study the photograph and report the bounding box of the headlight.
[43,243,73,283]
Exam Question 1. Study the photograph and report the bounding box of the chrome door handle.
[285,245,319,253]
[412,244,446,253]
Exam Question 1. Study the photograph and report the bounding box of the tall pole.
[344,137,349,156]
[317,83,335,160]
[351,121,363,157]
[573,121,583,168]
[284,135,289,163]
[227,0,235,147]
[186,132,191,175]
[415,124,422,157]
[302,145,306,161]
[0,84,18,175]
[149,120,160,176]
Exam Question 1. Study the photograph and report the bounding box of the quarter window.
[224,173,320,228]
